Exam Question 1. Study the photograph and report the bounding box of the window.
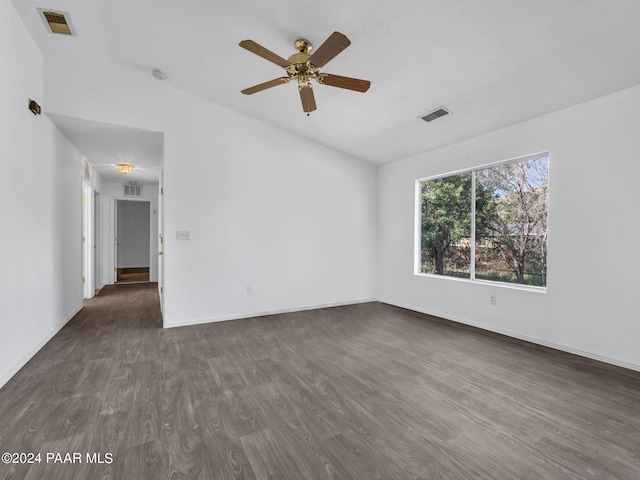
[418,153,549,288]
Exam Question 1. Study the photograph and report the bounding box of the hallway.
[0,283,163,479]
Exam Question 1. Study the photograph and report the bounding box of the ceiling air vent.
[420,107,451,123]
[37,9,75,35]
[124,184,143,198]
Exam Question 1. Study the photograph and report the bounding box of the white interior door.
[158,182,165,314]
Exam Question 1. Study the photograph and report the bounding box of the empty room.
[2,0,640,478]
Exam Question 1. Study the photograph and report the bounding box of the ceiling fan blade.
[241,77,290,95]
[299,85,317,113]
[308,32,351,67]
[239,40,291,68]
[319,74,371,92]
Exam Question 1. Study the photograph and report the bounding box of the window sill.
[414,272,547,293]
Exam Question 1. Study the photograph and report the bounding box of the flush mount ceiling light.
[37,8,75,36]
[152,68,167,80]
[117,163,134,174]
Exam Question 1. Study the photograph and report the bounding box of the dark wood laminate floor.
[1,284,640,479]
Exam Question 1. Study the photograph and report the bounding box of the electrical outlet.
[246,286,252,294]
[489,294,496,305]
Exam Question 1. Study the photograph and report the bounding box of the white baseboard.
[163,298,378,329]
[380,298,640,373]
[0,304,82,389]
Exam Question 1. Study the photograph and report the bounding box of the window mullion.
[470,170,476,281]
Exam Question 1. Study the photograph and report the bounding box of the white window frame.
[414,152,549,292]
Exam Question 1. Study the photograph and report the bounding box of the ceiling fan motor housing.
[287,52,311,66]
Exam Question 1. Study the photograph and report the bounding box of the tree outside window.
[419,154,548,287]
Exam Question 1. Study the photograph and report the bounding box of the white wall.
[96,182,159,287]
[43,60,378,326]
[0,0,84,387]
[378,85,640,371]
[163,127,377,326]
[159,109,377,326]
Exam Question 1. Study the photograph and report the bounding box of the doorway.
[81,181,93,298]
[115,199,151,283]
[94,191,100,294]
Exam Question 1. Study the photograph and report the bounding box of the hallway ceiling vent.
[37,9,75,36]
[420,107,451,123]
[124,184,143,198]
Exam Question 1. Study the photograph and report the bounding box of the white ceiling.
[49,114,163,184]
[12,0,640,166]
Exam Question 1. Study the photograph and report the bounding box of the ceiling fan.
[239,32,371,114]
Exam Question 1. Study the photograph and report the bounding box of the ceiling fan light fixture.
[117,163,134,174]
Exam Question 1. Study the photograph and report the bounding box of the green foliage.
[420,156,549,286]
[421,173,471,275]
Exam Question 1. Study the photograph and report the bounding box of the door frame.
[93,190,100,292]
[81,180,94,299]
[112,197,154,284]
[158,172,165,315]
